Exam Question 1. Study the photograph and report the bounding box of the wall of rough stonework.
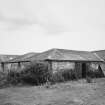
[88,62,105,77]
[0,62,31,73]
[51,61,75,73]
[0,63,11,73]
[9,62,30,72]
[89,63,99,71]
[51,61,104,78]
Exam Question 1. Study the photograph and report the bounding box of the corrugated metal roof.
[0,55,18,62]
[92,50,105,61]
[31,48,104,62]
[5,49,104,63]
[7,52,38,62]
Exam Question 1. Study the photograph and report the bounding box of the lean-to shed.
[1,53,39,72]
[0,55,18,72]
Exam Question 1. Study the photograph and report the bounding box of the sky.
[0,0,105,54]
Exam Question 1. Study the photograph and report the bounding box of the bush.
[7,61,51,86]
[50,71,64,83]
[86,76,92,83]
[0,72,9,88]
[7,71,22,85]
[50,69,77,84]
[62,69,77,81]
[87,68,104,78]
[5,63,80,86]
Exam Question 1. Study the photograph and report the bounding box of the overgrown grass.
[5,65,78,86]
[0,62,104,88]
[50,69,77,84]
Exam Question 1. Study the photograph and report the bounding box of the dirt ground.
[0,78,105,105]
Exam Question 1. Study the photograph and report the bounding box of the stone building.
[32,48,105,78]
[1,48,105,78]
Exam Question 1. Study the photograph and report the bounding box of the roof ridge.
[92,50,105,52]
[47,48,63,59]
[58,48,90,52]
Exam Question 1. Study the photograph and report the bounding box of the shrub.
[7,61,51,86]
[50,71,64,83]
[87,68,104,78]
[50,69,77,84]
[62,69,77,81]
[0,71,9,88]
[86,76,92,83]
[7,71,21,85]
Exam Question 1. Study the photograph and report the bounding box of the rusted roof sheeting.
[92,50,105,61]
[31,48,104,62]
[7,52,39,62]
[5,49,104,63]
[0,55,18,62]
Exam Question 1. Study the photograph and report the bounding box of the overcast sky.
[0,0,105,54]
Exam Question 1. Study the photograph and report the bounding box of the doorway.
[82,63,87,78]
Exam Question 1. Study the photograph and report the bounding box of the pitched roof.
[7,52,39,62]
[92,50,105,61]
[4,49,104,63]
[0,55,18,62]
[31,48,103,62]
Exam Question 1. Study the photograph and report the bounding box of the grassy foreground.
[0,78,105,105]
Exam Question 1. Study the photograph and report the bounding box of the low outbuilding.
[32,48,105,78]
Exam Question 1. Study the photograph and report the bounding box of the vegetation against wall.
[7,61,51,85]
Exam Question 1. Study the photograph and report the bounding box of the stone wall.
[51,61,75,73]
[51,61,104,78]
[88,62,104,77]
[89,63,99,71]
[0,62,31,73]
